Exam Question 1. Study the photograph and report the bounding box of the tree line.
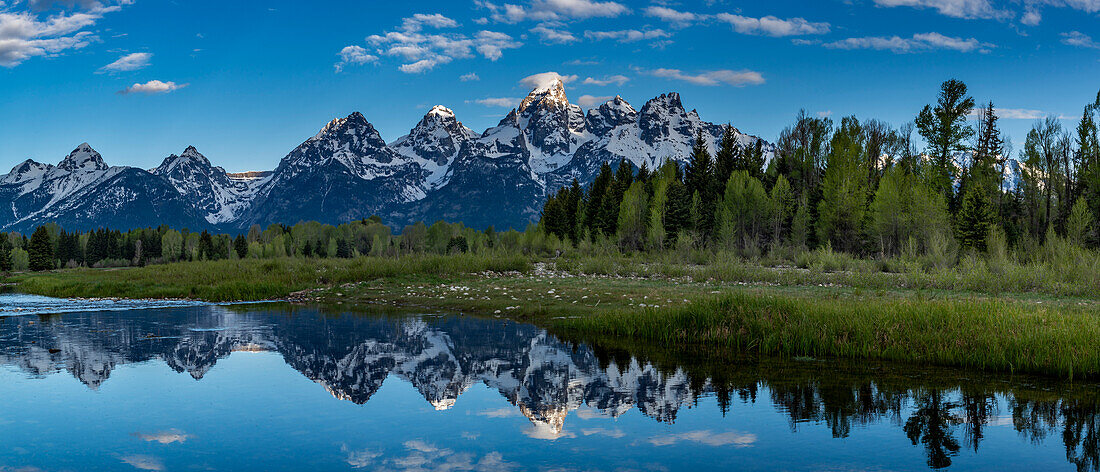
[540,80,1100,258]
[0,217,532,272]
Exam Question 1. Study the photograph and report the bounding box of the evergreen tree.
[1076,98,1100,244]
[27,226,54,271]
[0,236,12,271]
[664,178,691,246]
[584,163,614,236]
[684,131,716,237]
[714,125,740,193]
[916,79,975,202]
[198,231,215,260]
[956,181,994,252]
[684,130,714,203]
[336,238,352,258]
[233,234,248,259]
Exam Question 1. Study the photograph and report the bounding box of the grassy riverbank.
[5,254,1100,378]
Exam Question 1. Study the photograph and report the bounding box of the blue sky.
[1,0,1098,173]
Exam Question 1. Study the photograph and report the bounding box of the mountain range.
[0,79,772,233]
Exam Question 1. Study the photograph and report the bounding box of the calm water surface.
[0,295,1097,471]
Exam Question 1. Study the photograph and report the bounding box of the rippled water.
[0,295,1097,471]
[0,293,209,316]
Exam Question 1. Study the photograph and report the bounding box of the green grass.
[8,251,1100,379]
[5,253,530,302]
[551,291,1100,379]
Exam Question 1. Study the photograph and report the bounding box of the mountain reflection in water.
[0,303,1098,471]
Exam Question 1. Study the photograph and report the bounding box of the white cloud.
[969,107,1063,120]
[520,71,577,90]
[1061,31,1100,49]
[360,14,521,73]
[471,97,520,107]
[584,29,670,42]
[118,80,187,95]
[400,13,459,31]
[133,429,191,444]
[714,13,830,37]
[0,1,132,67]
[817,110,833,118]
[872,0,1012,20]
[648,430,757,447]
[99,51,150,72]
[648,68,765,87]
[643,6,700,27]
[1020,6,1042,25]
[532,22,578,44]
[582,74,628,86]
[822,32,994,53]
[399,58,444,73]
[460,72,480,81]
[577,94,613,106]
[478,0,630,23]
[334,45,377,72]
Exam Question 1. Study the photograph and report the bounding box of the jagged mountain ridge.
[0,81,774,232]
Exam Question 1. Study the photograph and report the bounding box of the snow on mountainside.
[0,83,773,232]
[0,143,206,232]
[244,112,431,228]
[390,105,478,190]
[154,146,264,224]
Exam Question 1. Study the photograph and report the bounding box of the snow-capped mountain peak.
[58,143,108,172]
[390,105,478,188]
[153,147,259,225]
[1,159,53,186]
[519,78,570,113]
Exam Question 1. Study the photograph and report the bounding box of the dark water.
[0,297,1097,471]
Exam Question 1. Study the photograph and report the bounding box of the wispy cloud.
[583,74,629,86]
[643,6,700,28]
[460,72,480,81]
[532,22,578,44]
[349,13,521,74]
[714,13,830,37]
[871,0,1012,20]
[117,80,187,95]
[821,32,994,53]
[647,68,765,87]
[334,45,377,72]
[1061,31,1100,49]
[477,0,630,23]
[644,7,829,37]
[99,52,150,73]
[577,94,613,106]
[470,97,520,107]
[584,29,670,43]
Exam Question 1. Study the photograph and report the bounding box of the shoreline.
[6,255,1100,379]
